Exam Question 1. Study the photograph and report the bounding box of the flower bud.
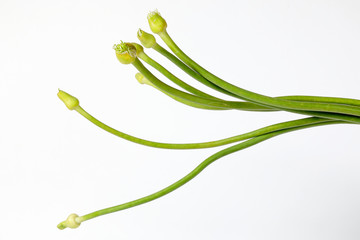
[57,90,80,110]
[113,42,137,64]
[147,10,167,34]
[57,213,81,230]
[137,29,156,48]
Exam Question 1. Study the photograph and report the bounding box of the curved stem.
[136,73,225,110]
[152,84,225,110]
[134,62,274,111]
[133,58,275,111]
[75,105,341,149]
[138,51,222,100]
[153,42,360,108]
[132,58,360,124]
[153,43,242,99]
[143,50,360,111]
[74,120,341,225]
[158,30,360,117]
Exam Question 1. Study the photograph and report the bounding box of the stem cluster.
[57,10,358,230]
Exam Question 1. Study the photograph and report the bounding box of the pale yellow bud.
[57,90,79,110]
[113,42,137,64]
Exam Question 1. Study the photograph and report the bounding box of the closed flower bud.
[57,90,79,110]
[147,10,167,34]
[57,213,81,230]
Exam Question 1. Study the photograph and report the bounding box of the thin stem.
[158,30,360,117]
[75,120,341,224]
[75,105,340,149]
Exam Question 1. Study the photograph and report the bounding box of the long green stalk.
[153,42,360,108]
[277,95,360,107]
[135,72,225,110]
[153,43,242,99]
[132,58,275,111]
[75,105,339,149]
[138,50,222,100]
[158,30,360,117]
[132,58,360,124]
[133,59,274,111]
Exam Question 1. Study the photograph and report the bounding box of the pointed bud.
[113,41,137,64]
[147,10,167,34]
[137,29,156,48]
[58,90,79,110]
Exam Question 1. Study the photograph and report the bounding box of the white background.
[1,0,360,239]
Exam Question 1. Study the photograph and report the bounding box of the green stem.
[154,42,360,108]
[75,120,341,225]
[153,43,242,99]
[158,30,360,117]
[75,105,340,149]
[277,95,360,107]
[143,50,360,111]
[138,51,222,100]
[132,58,360,124]
[133,58,274,111]
[152,84,225,110]
[136,73,225,110]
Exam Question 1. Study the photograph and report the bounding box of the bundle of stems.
[57,11,359,230]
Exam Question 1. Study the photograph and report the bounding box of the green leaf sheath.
[138,51,222,100]
[75,105,341,149]
[76,120,341,224]
[158,31,360,117]
[133,58,360,123]
[153,42,360,108]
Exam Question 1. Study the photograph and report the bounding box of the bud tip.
[57,89,79,110]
